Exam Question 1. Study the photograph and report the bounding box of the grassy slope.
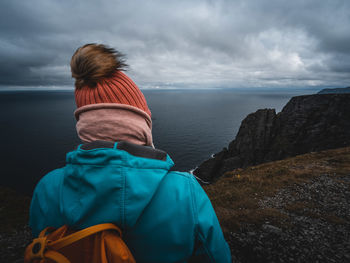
[204,146,350,233]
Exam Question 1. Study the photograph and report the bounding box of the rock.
[262,224,282,235]
[194,94,350,181]
[193,148,229,182]
[228,108,276,167]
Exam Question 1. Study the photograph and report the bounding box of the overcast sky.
[0,0,349,89]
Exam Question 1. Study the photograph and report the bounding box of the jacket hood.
[61,142,174,230]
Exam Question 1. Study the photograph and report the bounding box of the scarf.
[74,103,153,146]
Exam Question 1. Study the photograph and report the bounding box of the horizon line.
[0,85,337,92]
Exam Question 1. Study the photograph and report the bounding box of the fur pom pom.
[70,43,128,89]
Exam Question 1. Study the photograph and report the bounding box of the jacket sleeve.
[29,169,65,237]
[190,176,231,263]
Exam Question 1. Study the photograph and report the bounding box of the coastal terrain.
[1,89,349,262]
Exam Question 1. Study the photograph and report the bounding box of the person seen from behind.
[29,43,231,262]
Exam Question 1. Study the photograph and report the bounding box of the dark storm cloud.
[0,0,349,88]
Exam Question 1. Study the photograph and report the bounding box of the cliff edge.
[194,94,350,181]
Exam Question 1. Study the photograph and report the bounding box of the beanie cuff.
[74,103,152,127]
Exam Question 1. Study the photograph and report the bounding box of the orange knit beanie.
[71,43,151,117]
[74,71,151,117]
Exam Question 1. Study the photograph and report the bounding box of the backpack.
[24,223,136,263]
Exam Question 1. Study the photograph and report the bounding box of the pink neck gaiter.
[74,103,153,146]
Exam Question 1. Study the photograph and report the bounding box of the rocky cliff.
[194,93,350,181]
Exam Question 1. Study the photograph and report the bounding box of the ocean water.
[0,89,301,194]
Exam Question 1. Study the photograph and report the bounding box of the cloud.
[0,0,349,88]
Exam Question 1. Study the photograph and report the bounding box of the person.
[29,43,231,262]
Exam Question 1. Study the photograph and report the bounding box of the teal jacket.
[29,141,231,263]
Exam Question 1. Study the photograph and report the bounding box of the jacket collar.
[66,141,174,170]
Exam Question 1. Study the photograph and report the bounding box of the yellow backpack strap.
[38,226,57,237]
[25,223,121,263]
[49,223,122,250]
[25,236,70,263]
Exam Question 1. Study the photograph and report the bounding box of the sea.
[0,88,314,195]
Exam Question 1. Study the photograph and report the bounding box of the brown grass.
[204,147,350,232]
